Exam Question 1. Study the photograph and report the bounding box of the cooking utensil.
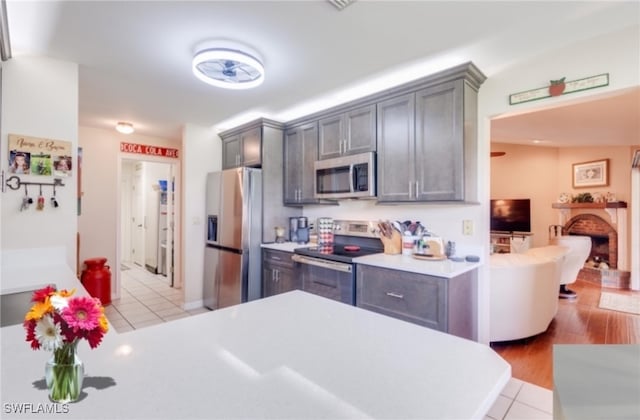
[377,222,390,238]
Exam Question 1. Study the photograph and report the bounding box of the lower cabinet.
[262,250,300,298]
[356,264,477,340]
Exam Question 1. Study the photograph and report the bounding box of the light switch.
[463,220,474,236]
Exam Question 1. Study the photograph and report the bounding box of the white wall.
[181,123,220,310]
[0,57,78,271]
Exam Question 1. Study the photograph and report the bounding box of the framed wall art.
[572,159,609,188]
[8,134,72,177]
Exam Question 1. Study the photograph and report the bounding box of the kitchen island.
[1,249,509,419]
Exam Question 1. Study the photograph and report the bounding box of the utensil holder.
[380,230,401,254]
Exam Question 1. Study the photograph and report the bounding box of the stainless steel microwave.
[314,152,376,199]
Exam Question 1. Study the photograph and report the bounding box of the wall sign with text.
[509,73,609,105]
[120,142,179,158]
[8,134,73,177]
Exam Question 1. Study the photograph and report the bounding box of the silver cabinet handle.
[415,181,419,199]
[408,181,413,199]
[386,292,404,299]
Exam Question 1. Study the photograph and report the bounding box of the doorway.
[120,159,177,288]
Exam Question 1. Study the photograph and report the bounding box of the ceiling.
[3,1,639,146]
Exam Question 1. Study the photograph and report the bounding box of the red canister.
[81,257,112,305]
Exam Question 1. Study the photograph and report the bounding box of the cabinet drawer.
[262,249,294,268]
[356,265,446,330]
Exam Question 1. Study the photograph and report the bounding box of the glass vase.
[45,341,84,403]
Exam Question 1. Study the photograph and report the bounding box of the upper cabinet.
[221,126,261,169]
[283,122,319,205]
[377,93,415,202]
[221,62,485,205]
[377,63,484,203]
[318,104,376,160]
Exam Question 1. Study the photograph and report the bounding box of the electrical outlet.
[462,220,474,236]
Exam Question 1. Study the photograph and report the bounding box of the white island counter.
[1,249,509,419]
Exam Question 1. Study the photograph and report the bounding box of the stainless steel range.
[292,220,383,304]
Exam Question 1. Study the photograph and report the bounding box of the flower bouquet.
[24,286,109,403]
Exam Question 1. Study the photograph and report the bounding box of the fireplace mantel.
[551,201,627,210]
[552,201,627,226]
[552,201,629,271]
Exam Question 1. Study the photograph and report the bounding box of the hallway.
[104,264,208,333]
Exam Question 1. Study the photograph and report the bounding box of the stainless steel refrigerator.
[203,167,262,310]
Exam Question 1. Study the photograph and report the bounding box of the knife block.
[380,231,402,254]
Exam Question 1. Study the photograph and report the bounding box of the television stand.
[490,231,533,254]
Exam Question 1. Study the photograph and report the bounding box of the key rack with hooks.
[1,171,66,211]
[2,171,65,192]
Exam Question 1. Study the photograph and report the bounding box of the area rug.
[599,292,640,315]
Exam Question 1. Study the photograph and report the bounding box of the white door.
[132,162,145,267]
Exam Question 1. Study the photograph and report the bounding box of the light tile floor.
[486,377,552,419]
[104,263,209,333]
[109,265,552,418]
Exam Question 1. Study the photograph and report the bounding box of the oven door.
[291,254,355,305]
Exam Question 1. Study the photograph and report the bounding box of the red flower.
[31,285,56,303]
[24,320,41,350]
[86,328,105,349]
[61,296,101,332]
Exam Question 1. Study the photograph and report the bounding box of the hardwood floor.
[490,279,640,390]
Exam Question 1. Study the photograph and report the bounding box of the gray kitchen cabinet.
[356,264,477,340]
[219,119,300,242]
[262,249,300,297]
[222,134,241,169]
[414,80,467,201]
[376,93,415,201]
[221,126,261,169]
[318,104,376,160]
[283,122,319,205]
[377,64,483,202]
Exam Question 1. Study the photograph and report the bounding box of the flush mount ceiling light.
[115,122,134,134]
[192,43,264,90]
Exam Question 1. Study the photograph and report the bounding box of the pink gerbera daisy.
[61,296,101,332]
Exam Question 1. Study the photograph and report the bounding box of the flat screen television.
[490,199,531,232]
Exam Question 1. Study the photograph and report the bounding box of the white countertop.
[261,243,482,278]
[261,242,309,253]
[2,288,509,419]
[353,253,482,278]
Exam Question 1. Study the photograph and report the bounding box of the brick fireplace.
[553,202,630,289]
[564,214,617,268]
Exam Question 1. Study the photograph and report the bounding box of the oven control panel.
[332,220,378,238]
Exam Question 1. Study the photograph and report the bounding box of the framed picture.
[572,159,609,188]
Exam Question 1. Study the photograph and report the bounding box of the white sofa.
[489,246,568,342]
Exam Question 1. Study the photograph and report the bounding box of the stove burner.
[344,245,361,252]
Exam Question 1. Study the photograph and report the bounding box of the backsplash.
[302,200,486,260]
